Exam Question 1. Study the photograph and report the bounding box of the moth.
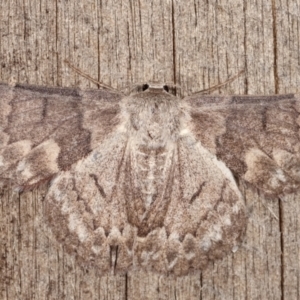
[0,81,299,275]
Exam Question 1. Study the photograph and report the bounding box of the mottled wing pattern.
[44,131,246,275]
[43,88,247,275]
[0,83,122,188]
[131,134,246,274]
[4,81,298,275]
[186,94,300,197]
[45,131,132,273]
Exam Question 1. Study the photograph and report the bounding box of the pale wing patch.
[273,148,300,181]
[16,139,60,185]
[0,140,32,170]
[244,148,289,193]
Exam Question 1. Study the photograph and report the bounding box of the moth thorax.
[132,122,179,149]
[131,112,181,148]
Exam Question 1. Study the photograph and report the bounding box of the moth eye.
[142,84,149,91]
[163,85,169,92]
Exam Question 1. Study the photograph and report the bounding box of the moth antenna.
[192,69,245,95]
[64,60,119,92]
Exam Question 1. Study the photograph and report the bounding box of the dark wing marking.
[186,94,300,197]
[0,83,122,188]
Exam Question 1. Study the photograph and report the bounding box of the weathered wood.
[0,0,300,299]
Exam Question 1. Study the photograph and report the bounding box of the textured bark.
[0,0,299,299]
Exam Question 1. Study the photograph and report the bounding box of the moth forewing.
[1,82,299,274]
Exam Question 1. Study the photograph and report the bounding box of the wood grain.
[0,0,300,299]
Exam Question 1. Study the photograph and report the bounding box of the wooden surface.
[0,0,300,299]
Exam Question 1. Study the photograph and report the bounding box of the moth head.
[120,83,186,148]
[123,82,180,115]
[129,83,177,96]
[122,83,180,113]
